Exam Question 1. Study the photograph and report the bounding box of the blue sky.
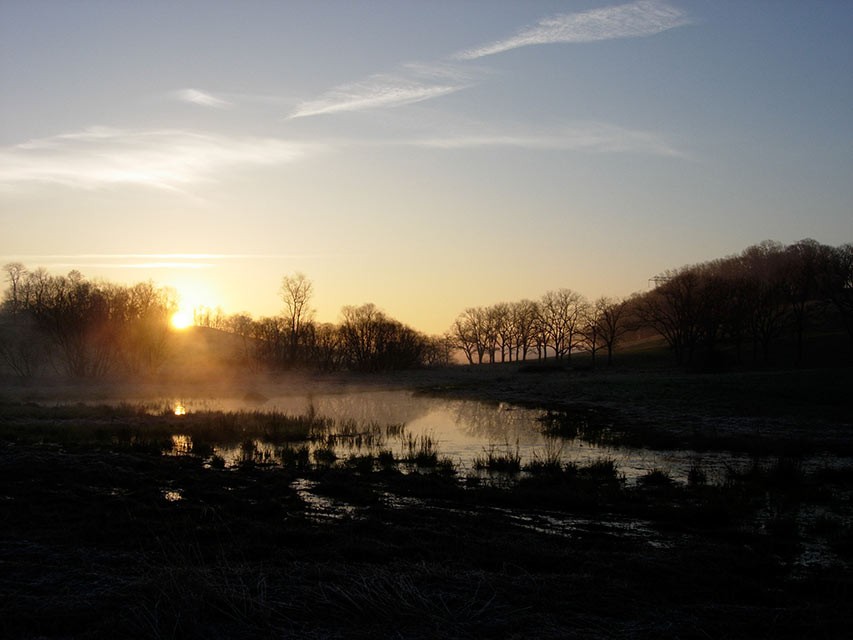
[1,0,851,333]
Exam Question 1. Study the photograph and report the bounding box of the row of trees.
[2,239,850,376]
[207,299,451,373]
[449,239,853,368]
[635,239,853,366]
[0,264,177,377]
[451,293,628,366]
[0,266,449,377]
[232,272,452,372]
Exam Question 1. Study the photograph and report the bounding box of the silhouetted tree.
[492,302,513,362]
[783,239,827,366]
[281,272,314,364]
[339,303,427,371]
[538,289,588,360]
[225,313,255,367]
[453,307,489,364]
[113,282,177,375]
[510,299,539,362]
[309,322,343,372]
[591,296,629,366]
[819,243,853,352]
[634,269,703,365]
[1,262,27,316]
[251,316,285,368]
[738,241,789,363]
[423,333,455,367]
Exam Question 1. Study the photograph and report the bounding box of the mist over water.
[127,389,762,481]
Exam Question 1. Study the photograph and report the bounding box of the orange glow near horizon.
[170,309,194,330]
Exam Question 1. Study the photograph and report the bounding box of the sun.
[170,309,194,330]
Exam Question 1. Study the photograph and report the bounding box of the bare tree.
[453,307,489,364]
[491,302,514,362]
[539,289,588,360]
[583,296,628,367]
[783,239,831,366]
[339,303,426,371]
[2,262,27,315]
[593,296,629,366]
[634,269,704,365]
[281,272,314,363]
[423,333,455,367]
[510,299,539,362]
[738,241,788,363]
[310,322,342,372]
[225,313,255,366]
[252,316,286,368]
[820,243,853,352]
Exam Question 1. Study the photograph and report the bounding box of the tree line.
[191,274,452,373]
[2,239,850,377]
[0,264,177,377]
[634,239,852,367]
[0,267,450,377]
[450,239,852,368]
[451,291,628,367]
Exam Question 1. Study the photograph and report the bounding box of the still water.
[160,389,760,483]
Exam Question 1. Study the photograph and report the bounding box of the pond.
[150,389,774,483]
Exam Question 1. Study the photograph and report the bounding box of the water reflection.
[125,389,789,483]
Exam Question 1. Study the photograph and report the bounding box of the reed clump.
[474,442,521,474]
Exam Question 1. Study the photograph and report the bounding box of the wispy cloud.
[0,127,315,191]
[0,254,312,272]
[9,254,247,260]
[455,0,690,60]
[289,64,473,119]
[410,122,685,157]
[175,88,232,109]
[93,262,215,270]
[289,2,688,119]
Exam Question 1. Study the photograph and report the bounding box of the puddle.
[290,478,363,522]
[489,505,670,546]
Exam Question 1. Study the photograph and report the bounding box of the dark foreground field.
[2,363,853,638]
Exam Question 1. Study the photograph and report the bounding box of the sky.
[1,0,851,334]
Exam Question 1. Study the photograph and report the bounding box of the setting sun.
[170,309,194,330]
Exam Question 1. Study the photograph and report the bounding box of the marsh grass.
[278,443,311,470]
[4,401,853,640]
[402,432,440,467]
[523,438,565,474]
[0,401,411,471]
[316,419,386,452]
[377,449,396,468]
[347,453,377,474]
[639,468,675,487]
[0,401,328,448]
[580,457,620,481]
[312,446,338,467]
[474,442,521,474]
[3,361,853,638]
